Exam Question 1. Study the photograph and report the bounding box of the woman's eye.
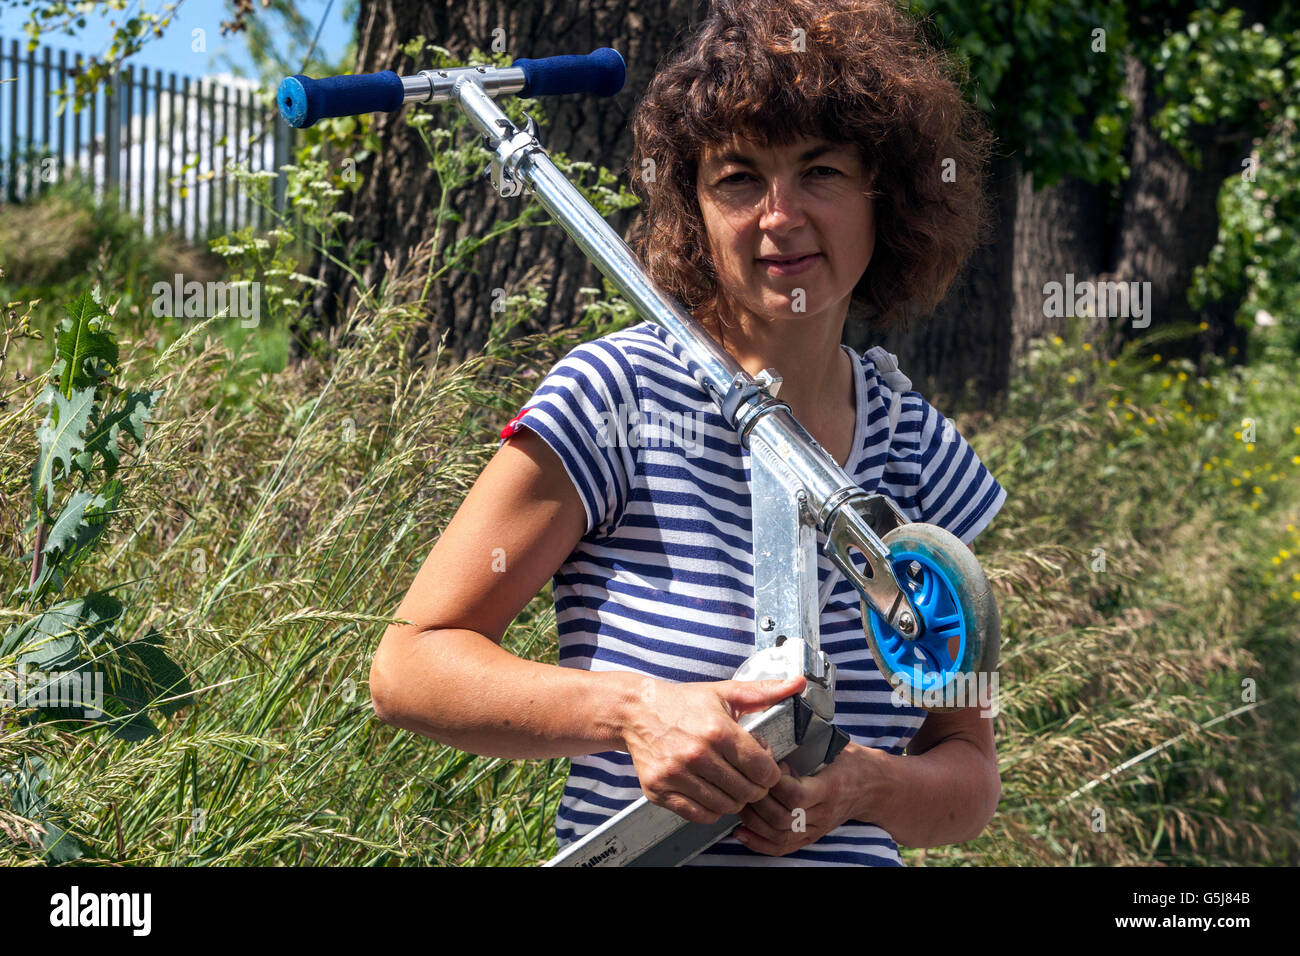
[716,167,840,186]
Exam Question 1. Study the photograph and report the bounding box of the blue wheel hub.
[868,547,968,694]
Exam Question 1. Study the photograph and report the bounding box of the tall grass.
[907,322,1300,865]
[0,229,597,864]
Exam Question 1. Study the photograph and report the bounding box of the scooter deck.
[545,695,850,867]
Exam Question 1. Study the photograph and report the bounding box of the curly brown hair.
[626,0,996,337]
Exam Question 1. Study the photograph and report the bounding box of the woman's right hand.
[620,675,807,824]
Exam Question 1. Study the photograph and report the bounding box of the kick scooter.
[276,48,1001,866]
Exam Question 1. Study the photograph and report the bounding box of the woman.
[371,0,1006,865]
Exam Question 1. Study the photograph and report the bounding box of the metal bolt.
[759,615,775,631]
[898,612,915,632]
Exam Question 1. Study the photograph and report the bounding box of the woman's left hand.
[731,744,862,856]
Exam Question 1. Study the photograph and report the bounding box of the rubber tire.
[859,522,1000,712]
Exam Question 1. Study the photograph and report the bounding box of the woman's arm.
[845,705,1001,847]
[371,428,644,758]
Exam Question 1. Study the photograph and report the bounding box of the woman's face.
[694,134,875,327]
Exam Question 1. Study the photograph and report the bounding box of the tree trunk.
[845,152,1020,412]
[1011,171,1111,359]
[301,0,708,366]
[1102,54,1249,365]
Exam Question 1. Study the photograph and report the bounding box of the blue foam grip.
[510,48,625,98]
[276,71,404,129]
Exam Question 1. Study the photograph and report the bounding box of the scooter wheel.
[860,522,1000,712]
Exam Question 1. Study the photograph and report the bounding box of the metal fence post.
[105,66,121,208]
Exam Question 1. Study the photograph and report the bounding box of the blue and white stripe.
[499,320,1007,866]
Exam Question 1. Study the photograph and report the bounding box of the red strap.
[500,408,530,439]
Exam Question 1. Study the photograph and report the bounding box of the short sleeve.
[497,340,639,540]
[891,393,1007,546]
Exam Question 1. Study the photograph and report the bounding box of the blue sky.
[0,0,355,83]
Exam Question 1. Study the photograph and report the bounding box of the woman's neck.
[701,296,854,429]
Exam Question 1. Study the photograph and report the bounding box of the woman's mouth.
[757,253,821,276]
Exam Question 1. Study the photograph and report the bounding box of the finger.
[677,738,776,809]
[672,761,752,818]
[733,826,795,857]
[770,770,823,811]
[714,725,783,795]
[747,792,796,831]
[737,805,784,842]
[656,789,715,824]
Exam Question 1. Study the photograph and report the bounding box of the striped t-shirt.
[497,320,1007,865]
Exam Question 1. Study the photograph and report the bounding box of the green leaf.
[1,757,87,862]
[31,384,97,510]
[25,480,125,598]
[133,628,194,717]
[74,389,163,477]
[103,709,160,742]
[42,488,100,561]
[54,291,118,396]
[0,592,124,670]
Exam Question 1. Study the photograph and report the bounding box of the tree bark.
[1010,170,1110,359]
[1102,54,1248,366]
[845,151,1020,412]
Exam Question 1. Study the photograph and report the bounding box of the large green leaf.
[73,389,164,477]
[30,384,97,510]
[133,627,195,717]
[0,756,87,863]
[0,592,124,671]
[54,289,118,395]
[24,480,125,599]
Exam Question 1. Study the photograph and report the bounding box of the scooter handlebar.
[512,47,625,98]
[276,71,403,129]
[276,48,625,129]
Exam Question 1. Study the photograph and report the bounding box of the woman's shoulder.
[851,346,955,450]
[557,321,713,398]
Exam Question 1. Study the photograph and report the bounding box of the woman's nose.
[758,178,808,230]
